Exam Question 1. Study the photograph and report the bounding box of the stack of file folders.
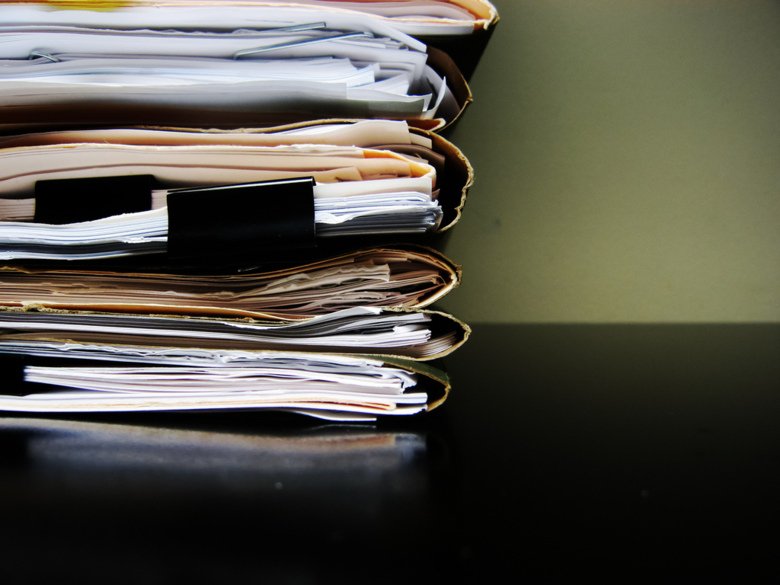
[0,0,498,422]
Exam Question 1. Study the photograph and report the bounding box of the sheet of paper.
[0,142,434,196]
[0,120,432,150]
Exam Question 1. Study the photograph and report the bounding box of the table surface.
[1,324,778,583]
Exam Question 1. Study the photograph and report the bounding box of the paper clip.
[29,50,60,63]
[264,22,328,33]
[234,31,373,59]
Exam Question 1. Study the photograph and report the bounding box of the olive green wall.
[439,0,780,323]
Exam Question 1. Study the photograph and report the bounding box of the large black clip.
[34,174,156,224]
[166,177,316,263]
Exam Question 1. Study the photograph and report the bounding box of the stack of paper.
[0,120,472,260]
[0,0,499,131]
[0,244,461,318]
[0,0,498,420]
[0,250,468,420]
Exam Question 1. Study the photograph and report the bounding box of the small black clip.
[166,177,316,263]
[34,175,156,224]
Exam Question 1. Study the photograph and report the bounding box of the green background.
[439,0,779,323]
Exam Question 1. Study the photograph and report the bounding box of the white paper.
[0,343,435,420]
[0,22,453,121]
[0,306,450,356]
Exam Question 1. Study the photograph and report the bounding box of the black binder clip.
[34,175,157,224]
[166,177,316,264]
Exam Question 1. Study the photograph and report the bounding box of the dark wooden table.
[1,324,778,583]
